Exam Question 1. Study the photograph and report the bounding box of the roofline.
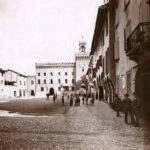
[90,3,108,55]
[6,69,27,78]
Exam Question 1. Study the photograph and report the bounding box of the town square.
[0,0,150,149]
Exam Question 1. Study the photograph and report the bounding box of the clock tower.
[75,40,89,82]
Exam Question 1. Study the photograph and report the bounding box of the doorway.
[49,88,54,95]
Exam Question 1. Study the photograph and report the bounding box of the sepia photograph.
[0,0,150,149]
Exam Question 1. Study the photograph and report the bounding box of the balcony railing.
[126,22,150,54]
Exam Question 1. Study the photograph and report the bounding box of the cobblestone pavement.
[0,96,150,150]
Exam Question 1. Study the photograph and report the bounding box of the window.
[50,72,53,76]
[72,79,74,84]
[72,87,74,91]
[20,81,22,85]
[31,80,34,84]
[41,87,44,92]
[65,72,67,76]
[44,79,46,84]
[115,7,119,28]
[44,72,46,76]
[38,73,40,76]
[38,79,40,84]
[124,0,130,11]
[24,81,26,86]
[127,71,131,95]
[106,13,108,35]
[58,79,61,84]
[24,90,25,96]
[50,79,53,84]
[0,80,3,84]
[14,91,16,97]
[58,87,61,91]
[82,68,84,72]
[72,72,74,75]
[58,72,61,75]
[65,79,67,84]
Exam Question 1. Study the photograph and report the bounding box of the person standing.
[114,94,122,117]
[70,95,73,106]
[86,94,88,105]
[132,93,140,127]
[62,95,64,105]
[53,94,56,103]
[46,93,49,100]
[82,96,85,104]
[122,94,133,124]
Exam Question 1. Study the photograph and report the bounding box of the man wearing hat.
[122,93,133,124]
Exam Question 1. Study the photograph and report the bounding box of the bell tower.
[79,40,86,53]
[75,39,89,83]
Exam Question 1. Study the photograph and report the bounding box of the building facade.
[0,69,27,98]
[75,41,90,82]
[0,69,5,97]
[35,41,89,96]
[88,0,150,118]
[114,0,150,118]
[35,63,75,96]
[88,3,115,104]
[27,75,36,96]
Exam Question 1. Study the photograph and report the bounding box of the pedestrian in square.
[132,92,140,127]
[82,96,85,104]
[114,94,122,117]
[91,94,95,106]
[46,93,49,100]
[122,94,134,124]
[70,95,73,106]
[86,96,88,105]
[53,94,56,103]
[62,95,64,105]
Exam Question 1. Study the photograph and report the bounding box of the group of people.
[61,93,95,107]
[46,93,57,103]
[113,93,140,127]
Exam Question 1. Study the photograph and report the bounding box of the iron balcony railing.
[126,22,150,54]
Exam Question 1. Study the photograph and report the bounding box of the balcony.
[126,22,150,62]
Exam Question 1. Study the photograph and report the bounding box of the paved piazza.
[0,96,150,150]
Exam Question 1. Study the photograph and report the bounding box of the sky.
[0,0,104,75]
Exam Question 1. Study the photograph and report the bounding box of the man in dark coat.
[132,93,140,127]
[122,94,133,124]
[53,94,56,103]
[62,95,64,105]
[70,95,73,106]
[114,94,122,117]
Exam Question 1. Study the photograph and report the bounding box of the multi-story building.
[88,2,115,103]
[27,75,36,96]
[0,68,5,97]
[75,41,90,82]
[114,0,150,117]
[3,69,27,98]
[35,41,89,96]
[35,62,75,96]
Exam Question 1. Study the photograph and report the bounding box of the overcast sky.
[0,0,103,75]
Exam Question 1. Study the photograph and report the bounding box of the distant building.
[75,40,89,82]
[0,68,5,97]
[27,75,36,96]
[3,69,27,98]
[35,40,89,96]
[35,62,75,96]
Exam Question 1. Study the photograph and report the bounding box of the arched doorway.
[49,88,54,95]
